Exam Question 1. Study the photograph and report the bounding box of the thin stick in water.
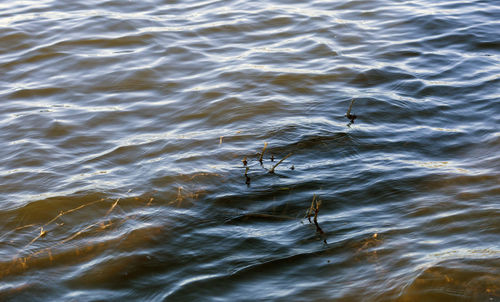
[259,142,268,164]
[269,153,292,173]
[346,99,355,116]
[313,200,324,235]
[306,194,317,223]
[346,99,357,123]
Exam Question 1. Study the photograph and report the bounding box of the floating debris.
[269,153,292,173]
[242,156,247,166]
[219,136,223,145]
[270,155,274,162]
[346,99,357,124]
[290,165,295,170]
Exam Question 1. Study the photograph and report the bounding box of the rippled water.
[1,0,499,301]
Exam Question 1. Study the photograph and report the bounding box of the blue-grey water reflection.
[0,0,499,301]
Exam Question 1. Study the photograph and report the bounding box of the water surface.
[1,0,499,301]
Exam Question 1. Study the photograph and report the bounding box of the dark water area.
[1,0,499,301]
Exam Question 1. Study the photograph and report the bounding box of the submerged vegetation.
[241,142,294,186]
[4,101,360,281]
[4,196,128,278]
[2,184,210,279]
[305,194,327,244]
[238,100,362,241]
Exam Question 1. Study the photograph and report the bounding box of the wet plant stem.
[269,153,292,173]
[259,142,268,164]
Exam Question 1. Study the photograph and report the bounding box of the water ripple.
[0,0,499,301]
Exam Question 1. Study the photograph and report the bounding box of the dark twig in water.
[270,155,274,162]
[242,156,247,166]
[259,142,268,165]
[269,153,292,173]
[306,194,318,223]
[245,167,251,186]
[306,195,326,243]
[306,195,314,223]
[313,202,324,235]
[346,99,357,123]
